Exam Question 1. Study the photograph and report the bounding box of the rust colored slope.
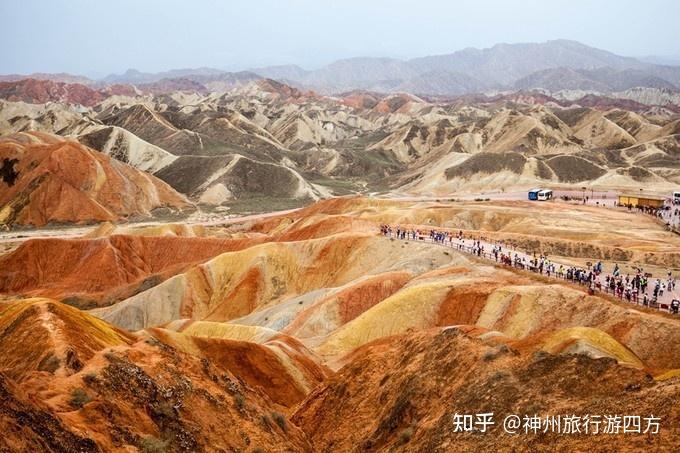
[0,298,135,382]
[0,79,106,106]
[0,299,311,451]
[435,283,500,327]
[51,345,312,452]
[104,234,378,329]
[0,373,99,452]
[151,326,331,408]
[10,332,311,451]
[271,215,377,242]
[293,329,680,452]
[315,264,680,372]
[249,196,394,234]
[0,135,190,227]
[0,234,264,307]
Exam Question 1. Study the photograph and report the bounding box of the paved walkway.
[382,229,680,314]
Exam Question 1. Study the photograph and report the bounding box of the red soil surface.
[0,298,313,452]
[294,328,680,452]
[339,91,381,110]
[0,135,190,227]
[1,197,679,451]
[165,331,330,408]
[0,79,106,107]
[0,235,264,307]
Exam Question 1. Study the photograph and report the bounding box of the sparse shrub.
[139,436,169,453]
[37,353,60,373]
[378,385,414,434]
[61,295,97,310]
[532,350,551,362]
[488,371,510,383]
[70,388,92,408]
[260,414,273,431]
[399,427,414,444]
[152,401,176,419]
[482,345,511,362]
[65,348,83,372]
[83,372,98,385]
[145,336,162,347]
[239,431,251,445]
[523,402,544,416]
[271,411,287,432]
[234,392,246,411]
[482,350,497,362]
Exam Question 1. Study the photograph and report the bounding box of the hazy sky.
[2,0,679,77]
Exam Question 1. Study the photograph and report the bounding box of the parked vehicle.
[538,189,553,201]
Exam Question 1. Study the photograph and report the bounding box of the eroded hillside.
[0,132,190,228]
[2,80,680,216]
[1,197,679,451]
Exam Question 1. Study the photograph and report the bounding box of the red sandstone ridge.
[371,93,422,114]
[0,133,191,228]
[338,90,382,110]
[0,234,264,307]
[293,329,680,452]
[255,78,317,101]
[0,299,312,452]
[0,78,106,107]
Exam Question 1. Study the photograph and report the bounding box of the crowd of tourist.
[379,224,680,315]
[613,199,680,230]
[621,203,678,227]
[662,206,680,229]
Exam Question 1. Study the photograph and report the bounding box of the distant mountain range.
[3,40,680,97]
[250,40,680,95]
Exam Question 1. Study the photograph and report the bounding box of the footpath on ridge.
[381,229,680,312]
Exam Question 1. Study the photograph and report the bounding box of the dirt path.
[380,189,620,202]
[383,232,680,311]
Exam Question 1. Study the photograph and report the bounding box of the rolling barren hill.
[0,41,678,217]
[2,197,680,451]
[0,78,107,107]
[2,37,680,452]
[0,132,190,227]
[0,234,268,308]
[1,78,680,213]
[294,328,680,452]
[0,298,314,452]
